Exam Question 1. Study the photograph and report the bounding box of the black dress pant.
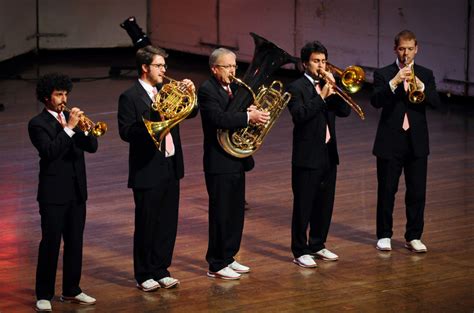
[36,189,86,300]
[376,131,428,241]
[205,172,245,273]
[132,157,179,284]
[291,164,337,258]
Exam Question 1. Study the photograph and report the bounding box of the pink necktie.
[402,114,410,131]
[165,132,175,156]
[151,87,175,155]
[57,112,66,127]
[402,81,410,131]
[315,83,331,143]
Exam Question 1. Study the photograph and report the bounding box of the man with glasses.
[118,45,196,291]
[198,48,269,280]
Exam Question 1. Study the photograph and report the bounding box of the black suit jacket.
[287,75,351,169]
[28,109,98,204]
[118,81,196,188]
[371,62,441,158]
[198,76,254,174]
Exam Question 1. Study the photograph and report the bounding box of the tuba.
[143,75,197,151]
[217,32,298,158]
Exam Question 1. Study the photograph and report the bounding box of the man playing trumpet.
[29,73,98,311]
[371,30,442,253]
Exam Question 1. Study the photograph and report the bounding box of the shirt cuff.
[63,127,75,137]
[389,79,398,93]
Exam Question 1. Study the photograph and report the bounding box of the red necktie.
[315,83,331,143]
[225,85,233,99]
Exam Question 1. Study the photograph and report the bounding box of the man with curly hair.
[29,73,98,311]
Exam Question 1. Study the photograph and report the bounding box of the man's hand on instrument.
[67,107,83,129]
[181,79,196,93]
[248,106,270,125]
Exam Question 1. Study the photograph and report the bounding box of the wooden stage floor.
[0,50,473,312]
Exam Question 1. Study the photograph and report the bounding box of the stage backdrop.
[0,0,472,96]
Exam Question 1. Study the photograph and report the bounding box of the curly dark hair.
[36,73,73,104]
[300,41,328,63]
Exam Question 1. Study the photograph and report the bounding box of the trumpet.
[317,69,365,120]
[61,105,108,137]
[404,57,425,104]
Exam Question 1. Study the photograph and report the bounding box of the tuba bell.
[217,32,298,158]
[143,75,197,151]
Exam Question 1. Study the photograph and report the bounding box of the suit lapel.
[210,76,230,109]
[40,108,63,133]
[302,76,316,97]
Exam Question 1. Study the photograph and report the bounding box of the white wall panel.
[149,0,295,64]
[295,0,378,70]
[0,0,36,62]
[219,0,294,61]
[38,0,146,49]
[149,0,217,56]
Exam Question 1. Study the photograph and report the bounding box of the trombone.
[318,65,365,120]
[61,105,108,137]
[326,62,365,94]
[404,57,425,104]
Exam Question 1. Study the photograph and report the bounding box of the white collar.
[396,58,414,69]
[304,73,319,85]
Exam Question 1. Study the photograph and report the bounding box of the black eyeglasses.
[149,63,168,69]
[215,64,238,70]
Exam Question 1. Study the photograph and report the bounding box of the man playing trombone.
[118,45,197,291]
[287,41,351,268]
[371,30,441,253]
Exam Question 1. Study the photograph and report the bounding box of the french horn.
[143,76,197,151]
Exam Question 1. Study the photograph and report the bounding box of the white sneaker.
[60,292,96,305]
[405,239,427,253]
[314,248,339,261]
[293,254,317,268]
[158,277,180,289]
[207,266,241,280]
[35,300,52,312]
[136,278,160,292]
[376,238,392,251]
[228,261,250,273]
